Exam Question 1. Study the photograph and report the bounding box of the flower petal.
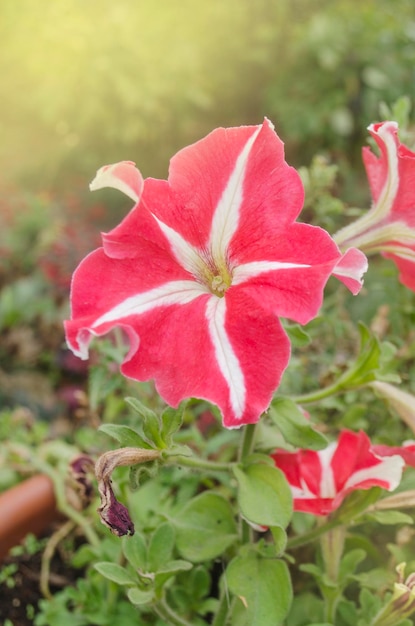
[384,252,415,291]
[90,161,144,203]
[363,121,400,216]
[120,289,290,428]
[331,247,368,295]
[231,223,344,324]
[64,247,204,359]
[162,123,266,248]
[272,430,404,516]
[373,442,415,468]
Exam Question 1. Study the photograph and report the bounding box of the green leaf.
[283,324,311,348]
[160,404,185,443]
[227,553,292,626]
[125,397,165,448]
[154,560,193,590]
[98,424,152,449]
[173,492,238,562]
[338,549,366,583]
[286,592,325,626]
[335,487,383,524]
[363,510,414,525]
[94,562,137,586]
[270,526,287,555]
[270,398,328,450]
[335,323,396,391]
[127,587,154,606]
[123,532,147,570]
[148,522,175,572]
[190,566,211,600]
[233,462,292,528]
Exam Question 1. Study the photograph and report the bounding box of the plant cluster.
[3,104,415,625]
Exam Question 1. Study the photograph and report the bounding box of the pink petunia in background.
[272,430,405,516]
[335,121,415,291]
[65,120,366,428]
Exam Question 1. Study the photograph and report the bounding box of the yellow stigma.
[211,275,227,294]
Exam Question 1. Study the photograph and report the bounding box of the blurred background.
[2,0,415,190]
[1,0,415,415]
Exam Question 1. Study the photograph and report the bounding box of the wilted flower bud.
[95,447,160,537]
[68,454,95,510]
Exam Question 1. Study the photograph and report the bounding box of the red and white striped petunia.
[335,121,415,291]
[272,430,405,515]
[64,120,366,428]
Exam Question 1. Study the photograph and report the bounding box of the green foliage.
[233,459,293,529]
[266,0,415,171]
[3,8,415,621]
[270,397,328,450]
[172,492,238,562]
[227,551,292,626]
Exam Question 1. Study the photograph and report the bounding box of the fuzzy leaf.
[363,510,414,525]
[227,553,292,626]
[98,424,152,449]
[123,531,147,570]
[127,587,154,606]
[270,398,328,450]
[173,492,238,562]
[233,462,292,528]
[94,562,136,586]
[125,397,165,448]
[148,523,175,572]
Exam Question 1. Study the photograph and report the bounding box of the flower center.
[211,274,228,295]
[202,260,232,297]
[194,250,233,297]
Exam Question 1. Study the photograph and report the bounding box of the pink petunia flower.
[334,121,415,291]
[64,120,366,428]
[272,430,405,515]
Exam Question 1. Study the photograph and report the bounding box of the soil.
[0,527,80,626]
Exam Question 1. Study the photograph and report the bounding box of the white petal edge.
[90,161,143,203]
[91,280,208,328]
[343,454,405,493]
[317,443,337,499]
[334,121,400,248]
[152,215,207,278]
[370,121,400,221]
[232,260,311,286]
[209,124,263,264]
[206,297,246,422]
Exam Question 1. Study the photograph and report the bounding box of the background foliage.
[1,0,415,194]
[2,2,415,625]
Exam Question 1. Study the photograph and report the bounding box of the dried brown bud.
[68,454,95,509]
[95,447,160,537]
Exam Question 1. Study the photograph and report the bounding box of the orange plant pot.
[0,474,59,560]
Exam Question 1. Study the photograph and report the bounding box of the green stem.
[291,380,345,404]
[320,525,346,623]
[154,597,196,626]
[212,587,231,626]
[320,524,346,582]
[238,423,257,462]
[238,424,256,550]
[165,454,233,473]
[286,517,341,550]
[211,422,259,626]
